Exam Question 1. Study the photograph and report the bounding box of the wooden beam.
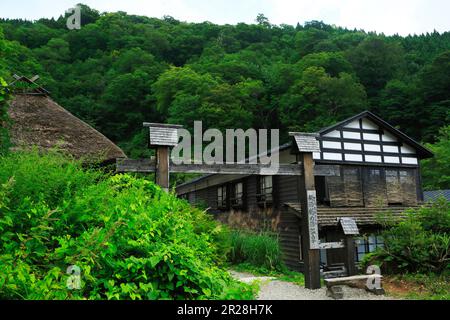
[344,236,357,276]
[117,158,156,173]
[171,163,303,175]
[299,153,321,290]
[314,165,341,177]
[117,159,340,176]
[155,147,170,192]
[117,159,301,175]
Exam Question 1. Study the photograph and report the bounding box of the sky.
[1,0,449,36]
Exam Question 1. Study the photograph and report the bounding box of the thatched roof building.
[7,75,126,163]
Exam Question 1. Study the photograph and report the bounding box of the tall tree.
[421,126,450,190]
[346,37,405,98]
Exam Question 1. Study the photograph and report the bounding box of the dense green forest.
[0,5,449,166]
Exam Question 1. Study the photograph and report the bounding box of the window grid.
[217,186,227,209]
[355,234,384,262]
[257,176,273,204]
[231,182,244,207]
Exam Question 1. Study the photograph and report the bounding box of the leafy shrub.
[0,151,254,299]
[228,230,285,272]
[0,77,11,155]
[363,198,450,274]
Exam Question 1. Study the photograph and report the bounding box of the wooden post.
[156,146,170,192]
[144,123,182,192]
[344,236,357,276]
[299,152,321,289]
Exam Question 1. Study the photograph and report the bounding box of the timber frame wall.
[176,112,433,272]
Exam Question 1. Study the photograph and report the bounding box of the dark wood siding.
[278,210,303,272]
[386,169,403,204]
[326,166,363,207]
[246,176,258,212]
[207,187,218,209]
[322,228,346,266]
[327,174,346,207]
[276,175,303,271]
[363,168,388,207]
[276,176,300,204]
[343,167,364,206]
[195,188,209,207]
[400,169,418,205]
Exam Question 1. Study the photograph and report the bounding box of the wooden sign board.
[143,123,182,147]
[340,217,360,235]
[319,241,345,249]
[307,190,320,249]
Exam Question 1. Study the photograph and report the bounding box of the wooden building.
[7,75,126,164]
[176,111,433,274]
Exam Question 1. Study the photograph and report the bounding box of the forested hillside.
[0,4,449,160]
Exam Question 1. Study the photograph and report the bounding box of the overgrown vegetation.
[0,77,10,155]
[384,273,450,300]
[0,151,255,300]
[228,230,285,272]
[363,198,450,274]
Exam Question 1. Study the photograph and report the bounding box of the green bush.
[0,77,11,155]
[364,198,450,274]
[228,230,285,272]
[0,151,254,300]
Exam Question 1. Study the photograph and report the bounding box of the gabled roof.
[319,110,433,159]
[289,132,320,153]
[8,76,126,163]
[9,74,50,96]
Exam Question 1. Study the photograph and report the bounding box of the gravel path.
[230,270,395,300]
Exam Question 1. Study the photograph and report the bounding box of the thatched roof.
[8,94,126,163]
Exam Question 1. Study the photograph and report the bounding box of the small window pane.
[376,236,384,245]
[265,176,272,188]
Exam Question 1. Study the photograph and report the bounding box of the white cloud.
[0,0,449,35]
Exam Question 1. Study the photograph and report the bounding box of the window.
[217,185,227,209]
[326,166,363,207]
[298,235,303,260]
[179,193,188,200]
[386,170,402,204]
[355,234,384,262]
[257,176,273,205]
[319,236,327,265]
[315,176,328,205]
[363,168,387,206]
[231,182,244,208]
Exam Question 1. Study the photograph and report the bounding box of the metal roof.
[423,190,450,202]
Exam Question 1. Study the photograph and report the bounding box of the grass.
[228,230,285,272]
[231,262,307,286]
[384,273,450,300]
